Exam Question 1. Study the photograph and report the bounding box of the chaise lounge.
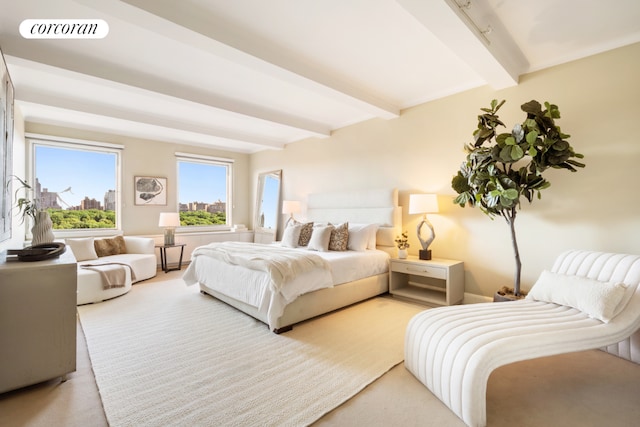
[405,250,640,427]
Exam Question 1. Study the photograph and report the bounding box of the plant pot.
[493,286,527,302]
[397,249,408,259]
[31,211,55,246]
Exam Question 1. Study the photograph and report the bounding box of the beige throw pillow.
[94,236,127,257]
[329,222,349,251]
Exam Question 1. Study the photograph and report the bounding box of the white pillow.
[348,223,377,251]
[375,227,396,247]
[281,224,302,248]
[307,226,333,252]
[65,237,98,261]
[526,270,628,323]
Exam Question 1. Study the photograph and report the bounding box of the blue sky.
[35,145,115,207]
[35,146,227,208]
[261,173,279,228]
[177,161,227,204]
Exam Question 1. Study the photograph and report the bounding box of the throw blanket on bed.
[185,241,331,293]
[81,262,137,289]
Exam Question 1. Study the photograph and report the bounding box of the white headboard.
[305,188,401,248]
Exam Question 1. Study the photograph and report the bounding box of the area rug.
[77,278,424,426]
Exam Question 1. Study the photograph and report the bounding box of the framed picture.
[134,176,167,205]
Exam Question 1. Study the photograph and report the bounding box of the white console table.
[0,249,77,393]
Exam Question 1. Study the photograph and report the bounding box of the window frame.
[175,152,233,233]
[27,133,123,239]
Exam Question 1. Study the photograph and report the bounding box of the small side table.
[155,243,186,273]
[389,257,464,306]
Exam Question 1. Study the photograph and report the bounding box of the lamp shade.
[409,194,439,214]
[282,200,301,215]
[158,212,180,227]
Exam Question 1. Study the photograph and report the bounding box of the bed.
[183,188,402,332]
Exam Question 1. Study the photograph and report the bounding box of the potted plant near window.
[451,99,585,300]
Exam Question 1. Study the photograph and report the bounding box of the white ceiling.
[1,0,639,153]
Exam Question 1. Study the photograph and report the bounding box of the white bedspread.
[183,242,390,329]
[185,241,329,293]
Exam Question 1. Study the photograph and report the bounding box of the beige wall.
[250,43,640,298]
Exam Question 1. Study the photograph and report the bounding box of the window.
[176,153,232,229]
[29,135,121,233]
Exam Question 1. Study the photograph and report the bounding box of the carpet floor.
[77,278,424,427]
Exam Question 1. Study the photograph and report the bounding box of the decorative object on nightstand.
[394,231,410,259]
[158,212,180,246]
[409,194,439,260]
[282,200,301,227]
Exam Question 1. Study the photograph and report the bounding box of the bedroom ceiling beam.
[396,0,528,89]
[76,0,399,120]
[17,91,289,150]
[6,54,327,144]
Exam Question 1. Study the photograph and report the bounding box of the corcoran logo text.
[20,19,109,39]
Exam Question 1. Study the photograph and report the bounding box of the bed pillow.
[375,227,396,247]
[296,221,314,246]
[307,225,333,252]
[281,223,303,248]
[66,237,98,261]
[328,222,349,251]
[526,270,629,323]
[348,223,376,251]
[94,236,127,257]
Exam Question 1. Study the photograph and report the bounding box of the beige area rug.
[77,279,424,427]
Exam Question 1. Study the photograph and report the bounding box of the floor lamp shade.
[159,212,180,245]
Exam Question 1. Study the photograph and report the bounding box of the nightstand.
[389,256,464,306]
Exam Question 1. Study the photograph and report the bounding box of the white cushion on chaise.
[405,250,640,427]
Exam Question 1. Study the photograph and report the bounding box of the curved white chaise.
[405,250,640,427]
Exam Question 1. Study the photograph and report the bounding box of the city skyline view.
[35,145,228,209]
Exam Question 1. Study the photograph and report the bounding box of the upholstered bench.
[405,250,640,427]
[66,236,157,305]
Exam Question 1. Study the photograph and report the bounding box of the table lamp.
[409,194,439,260]
[158,212,180,246]
[282,200,301,227]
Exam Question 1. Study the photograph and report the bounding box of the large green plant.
[452,99,585,296]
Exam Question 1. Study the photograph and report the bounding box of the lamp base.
[164,228,175,246]
[419,249,432,260]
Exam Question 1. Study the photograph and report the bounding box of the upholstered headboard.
[305,188,401,250]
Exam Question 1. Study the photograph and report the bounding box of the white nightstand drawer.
[392,262,446,279]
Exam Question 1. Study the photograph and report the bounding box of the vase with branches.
[9,175,72,245]
[451,99,585,297]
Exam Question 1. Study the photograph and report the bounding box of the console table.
[0,249,77,393]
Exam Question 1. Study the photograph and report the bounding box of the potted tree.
[451,99,585,300]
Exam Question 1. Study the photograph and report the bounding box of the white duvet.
[183,242,390,328]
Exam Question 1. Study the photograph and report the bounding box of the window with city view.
[177,155,230,228]
[33,141,119,230]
